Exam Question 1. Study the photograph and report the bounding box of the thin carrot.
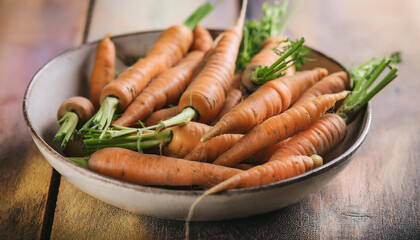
[191,24,213,53]
[143,106,178,127]
[212,91,349,167]
[79,3,216,137]
[209,88,242,126]
[113,51,205,127]
[54,96,94,150]
[230,72,242,90]
[90,33,115,109]
[69,147,242,188]
[292,71,350,107]
[202,68,328,141]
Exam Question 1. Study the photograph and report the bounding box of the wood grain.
[50,0,420,239]
[0,0,89,238]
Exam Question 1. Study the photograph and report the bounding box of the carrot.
[191,24,213,53]
[292,71,350,107]
[211,91,349,167]
[143,106,178,127]
[79,2,216,137]
[209,88,242,125]
[230,72,242,90]
[241,36,296,92]
[184,133,243,162]
[113,51,205,127]
[54,96,94,150]
[90,33,116,109]
[201,68,328,141]
[69,147,242,188]
[246,138,290,164]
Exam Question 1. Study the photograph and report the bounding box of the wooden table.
[1,0,419,239]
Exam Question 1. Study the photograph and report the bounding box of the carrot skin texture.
[143,106,178,127]
[269,113,347,160]
[184,133,243,162]
[212,91,349,167]
[230,72,243,90]
[100,25,193,112]
[114,51,205,127]
[57,96,95,124]
[210,88,242,125]
[292,71,350,107]
[90,34,116,109]
[203,68,328,140]
[87,147,242,187]
[191,24,213,53]
[177,25,243,123]
[204,155,316,193]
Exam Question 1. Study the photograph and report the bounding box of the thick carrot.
[54,96,95,150]
[241,36,295,92]
[246,139,290,164]
[209,88,242,126]
[113,51,205,127]
[212,91,349,167]
[184,133,243,162]
[69,147,242,187]
[292,71,350,107]
[143,106,178,126]
[202,68,328,141]
[191,24,213,53]
[90,33,115,109]
[268,113,347,160]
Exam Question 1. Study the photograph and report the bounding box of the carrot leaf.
[235,0,298,73]
[183,2,217,30]
[54,111,79,150]
[337,52,400,124]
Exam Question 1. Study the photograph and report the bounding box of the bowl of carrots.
[23,1,399,222]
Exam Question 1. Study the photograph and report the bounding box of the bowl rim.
[22,29,371,197]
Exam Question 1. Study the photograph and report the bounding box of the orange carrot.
[54,97,95,150]
[209,88,242,125]
[90,33,115,109]
[241,36,295,92]
[230,72,242,90]
[212,91,349,167]
[184,133,243,162]
[69,147,242,187]
[202,68,328,141]
[191,24,213,53]
[143,106,178,126]
[114,51,205,127]
[246,139,290,164]
[268,113,347,160]
[292,71,350,107]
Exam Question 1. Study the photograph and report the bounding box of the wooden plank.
[0,0,89,238]
[51,0,420,239]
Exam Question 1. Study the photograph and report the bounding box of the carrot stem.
[139,107,197,132]
[53,111,79,150]
[68,156,89,168]
[337,54,399,124]
[183,1,217,30]
[83,129,172,153]
[252,37,305,84]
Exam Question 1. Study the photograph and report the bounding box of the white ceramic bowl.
[23,30,371,221]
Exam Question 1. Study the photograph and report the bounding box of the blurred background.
[1,0,419,239]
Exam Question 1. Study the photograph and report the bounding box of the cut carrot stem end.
[311,155,323,168]
[53,111,79,150]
